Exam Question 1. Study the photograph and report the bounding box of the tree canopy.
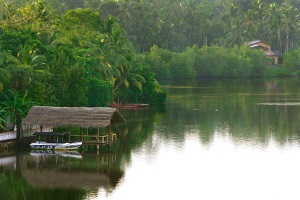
[0,1,167,133]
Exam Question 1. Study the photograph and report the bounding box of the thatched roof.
[22,106,125,128]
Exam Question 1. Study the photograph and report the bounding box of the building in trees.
[249,40,281,65]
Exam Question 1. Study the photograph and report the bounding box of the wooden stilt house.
[22,106,126,152]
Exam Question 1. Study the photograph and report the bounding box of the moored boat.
[30,132,82,151]
[30,149,82,159]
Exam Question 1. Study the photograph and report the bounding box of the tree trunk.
[16,115,22,145]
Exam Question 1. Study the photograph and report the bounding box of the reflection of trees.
[160,78,300,146]
[0,170,30,200]
[113,108,166,163]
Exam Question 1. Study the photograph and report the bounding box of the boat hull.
[30,142,82,151]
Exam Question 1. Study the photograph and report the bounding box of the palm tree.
[281,3,299,52]
[17,44,49,70]
[0,90,36,142]
[101,17,146,97]
[267,3,283,51]
[224,17,248,47]
[245,9,256,38]
[252,0,270,41]
[113,62,145,95]
[85,41,121,82]
[0,46,48,92]
[115,0,137,30]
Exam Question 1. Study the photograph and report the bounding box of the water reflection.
[0,149,125,200]
[160,78,300,146]
[2,78,300,199]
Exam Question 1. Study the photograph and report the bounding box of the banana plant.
[0,90,36,141]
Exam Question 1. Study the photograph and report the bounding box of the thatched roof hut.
[22,106,125,128]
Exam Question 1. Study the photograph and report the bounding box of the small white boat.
[30,141,82,150]
[30,132,82,151]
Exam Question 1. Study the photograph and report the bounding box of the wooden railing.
[69,133,117,144]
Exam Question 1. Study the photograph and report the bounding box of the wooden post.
[97,127,99,155]
[108,125,111,150]
[80,127,84,154]
[68,128,70,143]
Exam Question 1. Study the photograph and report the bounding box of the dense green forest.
[0,0,167,109]
[1,0,300,129]
[2,0,299,79]
[14,0,299,53]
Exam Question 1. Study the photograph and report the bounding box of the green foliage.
[7,0,300,106]
[144,45,172,79]
[4,65,33,93]
[27,70,52,105]
[145,45,269,79]
[49,49,87,106]
[0,68,10,92]
[0,171,32,200]
[266,65,292,77]
[138,66,166,105]
[84,0,300,53]
[0,29,23,56]
[283,49,300,72]
[169,47,197,79]
[114,65,166,104]
[59,8,103,47]
[0,108,6,130]
[0,90,35,125]
[87,78,113,107]
[235,46,269,77]
[0,2,167,107]
[2,0,300,54]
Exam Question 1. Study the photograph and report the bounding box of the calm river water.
[2,78,300,200]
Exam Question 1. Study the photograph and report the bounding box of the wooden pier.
[69,133,117,153]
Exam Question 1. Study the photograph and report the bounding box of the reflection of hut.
[22,106,126,152]
[23,170,112,188]
[249,40,281,65]
[22,153,123,189]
